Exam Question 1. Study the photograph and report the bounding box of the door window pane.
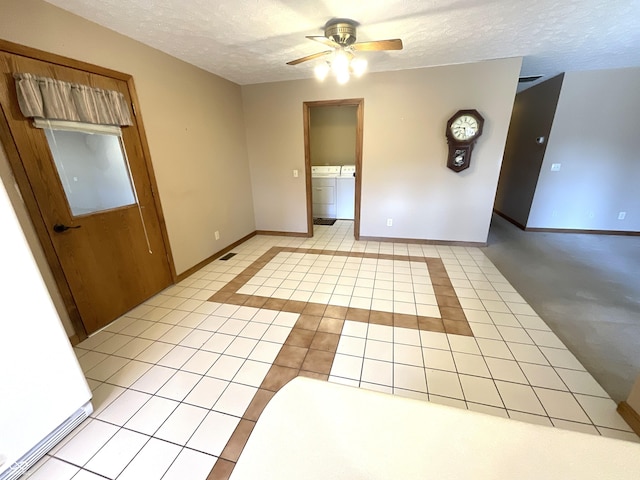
[44,129,136,216]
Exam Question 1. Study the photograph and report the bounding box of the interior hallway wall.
[242,57,521,242]
[310,106,357,166]
[527,67,640,231]
[0,0,256,276]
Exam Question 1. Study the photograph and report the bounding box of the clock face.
[450,115,480,141]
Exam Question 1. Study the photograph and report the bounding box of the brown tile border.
[206,246,474,479]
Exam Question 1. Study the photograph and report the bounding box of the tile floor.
[25,221,638,480]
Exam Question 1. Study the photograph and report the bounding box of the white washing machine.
[311,166,340,218]
[336,165,356,220]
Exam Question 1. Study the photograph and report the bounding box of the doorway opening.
[303,98,363,240]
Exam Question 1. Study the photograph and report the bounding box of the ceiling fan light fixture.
[314,63,330,81]
[351,57,367,77]
[336,70,350,84]
[331,50,350,75]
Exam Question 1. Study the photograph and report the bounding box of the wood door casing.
[0,51,173,334]
[303,98,363,240]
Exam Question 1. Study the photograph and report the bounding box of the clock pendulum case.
[445,109,484,172]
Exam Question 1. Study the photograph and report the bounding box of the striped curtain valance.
[13,73,133,127]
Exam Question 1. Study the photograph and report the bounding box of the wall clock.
[445,109,484,172]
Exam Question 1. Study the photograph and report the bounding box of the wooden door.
[0,51,173,334]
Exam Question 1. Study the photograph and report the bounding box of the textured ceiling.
[44,0,640,87]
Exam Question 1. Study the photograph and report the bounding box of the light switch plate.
[551,163,561,171]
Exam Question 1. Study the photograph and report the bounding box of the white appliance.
[336,165,356,220]
[311,166,340,218]
[0,179,92,479]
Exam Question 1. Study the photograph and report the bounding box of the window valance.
[13,72,133,127]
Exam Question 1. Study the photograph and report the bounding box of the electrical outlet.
[386,218,393,227]
[215,231,220,240]
[618,212,626,220]
[293,169,299,178]
[551,163,561,171]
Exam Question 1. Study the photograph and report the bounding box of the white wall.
[1,0,256,275]
[528,67,640,231]
[242,58,522,241]
[310,106,357,166]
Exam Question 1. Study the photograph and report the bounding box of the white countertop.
[231,377,640,480]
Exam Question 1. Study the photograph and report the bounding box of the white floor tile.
[130,365,176,394]
[453,352,490,377]
[105,360,152,388]
[551,418,599,435]
[469,322,502,340]
[262,325,291,343]
[124,396,179,436]
[27,457,79,480]
[394,388,429,402]
[206,354,245,380]
[459,375,503,408]
[361,358,393,386]
[428,394,467,409]
[342,320,368,338]
[156,371,202,401]
[92,334,134,355]
[364,339,393,361]
[466,402,509,418]
[158,326,193,345]
[419,331,450,350]
[71,470,107,479]
[113,338,154,359]
[89,384,126,417]
[519,363,568,390]
[476,338,514,360]
[219,319,249,335]
[556,368,609,397]
[84,428,148,479]
[597,427,640,443]
[367,323,393,342]
[488,312,520,327]
[161,448,217,480]
[422,347,456,372]
[484,357,527,383]
[155,403,208,445]
[330,354,363,380]
[77,331,115,351]
[201,333,236,354]
[84,356,129,382]
[574,394,632,430]
[393,363,427,393]
[539,347,585,370]
[233,359,271,387]
[393,327,421,346]
[508,410,553,426]
[225,337,258,358]
[97,389,151,425]
[117,439,181,479]
[181,350,220,375]
[496,325,533,344]
[213,382,257,417]
[187,410,241,456]
[507,343,549,365]
[336,335,366,357]
[527,330,566,349]
[78,351,109,373]
[248,341,282,363]
[239,321,270,340]
[394,344,424,367]
[135,342,174,364]
[533,387,591,423]
[184,376,229,409]
[138,322,173,340]
[330,376,360,387]
[495,380,546,415]
[447,335,481,355]
[426,369,464,399]
[177,312,208,329]
[360,382,393,394]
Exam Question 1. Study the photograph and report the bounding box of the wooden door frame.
[303,98,364,240]
[0,39,177,341]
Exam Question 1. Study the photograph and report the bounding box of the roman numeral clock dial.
[445,109,484,172]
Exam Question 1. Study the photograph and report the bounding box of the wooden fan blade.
[286,50,332,66]
[352,39,403,51]
[306,35,340,48]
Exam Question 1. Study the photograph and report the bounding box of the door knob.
[53,223,81,233]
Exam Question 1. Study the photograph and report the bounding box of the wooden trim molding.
[68,334,80,346]
[255,230,309,237]
[525,227,640,236]
[176,231,257,282]
[359,236,487,247]
[494,208,640,236]
[493,209,527,230]
[617,401,640,436]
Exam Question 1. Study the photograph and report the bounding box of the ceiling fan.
[287,19,403,83]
